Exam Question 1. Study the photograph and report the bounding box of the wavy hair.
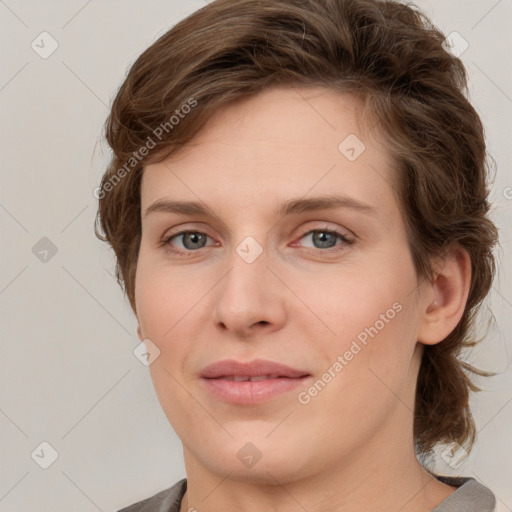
[95,0,499,456]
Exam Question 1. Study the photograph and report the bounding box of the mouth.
[208,374,309,381]
[200,360,312,405]
[200,358,310,379]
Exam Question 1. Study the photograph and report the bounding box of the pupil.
[314,231,336,249]
[185,232,205,249]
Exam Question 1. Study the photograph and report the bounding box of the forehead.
[160,86,379,164]
[141,86,399,220]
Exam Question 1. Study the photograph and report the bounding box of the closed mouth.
[208,374,308,381]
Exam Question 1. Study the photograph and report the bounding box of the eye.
[161,227,353,256]
[162,230,215,253]
[295,228,353,251]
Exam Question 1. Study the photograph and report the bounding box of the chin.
[197,440,312,485]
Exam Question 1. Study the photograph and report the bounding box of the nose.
[212,240,287,338]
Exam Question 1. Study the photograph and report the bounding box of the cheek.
[295,260,410,344]
[134,262,200,428]
[293,291,418,459]
[135,256,204,342]
[296,254,419,395]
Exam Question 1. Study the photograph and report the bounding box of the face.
[135,86,428,485]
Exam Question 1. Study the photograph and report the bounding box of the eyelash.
[160,227,353,256]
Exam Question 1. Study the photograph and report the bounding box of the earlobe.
[136,322,143,341]
[418,247,471,346]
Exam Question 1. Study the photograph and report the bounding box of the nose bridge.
[212,233,285,334]
[223,234,269,300]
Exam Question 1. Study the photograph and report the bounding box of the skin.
[134,86,471,512]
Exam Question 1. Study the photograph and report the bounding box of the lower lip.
[201,376,311,405]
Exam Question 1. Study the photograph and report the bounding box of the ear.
[136,322,143,341]
[417,246,471,345]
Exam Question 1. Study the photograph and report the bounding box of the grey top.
[433,475,496,511]
[117,475,496,512]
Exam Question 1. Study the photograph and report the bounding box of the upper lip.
[200,359,310,379]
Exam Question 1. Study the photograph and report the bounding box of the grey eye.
[301,230,341,249]
[175,231,209,250]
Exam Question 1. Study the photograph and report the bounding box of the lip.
[200,358,310,379]
[200,359,311,405]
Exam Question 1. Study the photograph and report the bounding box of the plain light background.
[0,1,511,511]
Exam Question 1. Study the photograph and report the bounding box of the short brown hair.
[95,0,499,456]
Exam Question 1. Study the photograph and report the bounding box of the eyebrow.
[144,195,377,220]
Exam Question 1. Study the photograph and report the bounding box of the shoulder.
[116,478,187,512]
[433,475,496,512]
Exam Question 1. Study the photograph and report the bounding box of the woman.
[96,0,499,510]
